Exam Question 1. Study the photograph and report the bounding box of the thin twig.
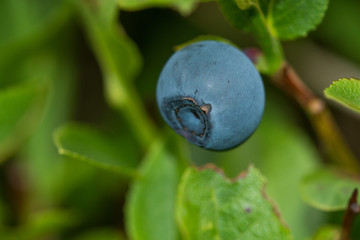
[272,63,360,174]
[340,188,360,240]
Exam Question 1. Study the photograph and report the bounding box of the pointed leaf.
[271,0,329,40]
[324,78,360,113]
[126,140,180,240]
[176,165,293,240]
[54,123,138,177]
[300,168,360,211]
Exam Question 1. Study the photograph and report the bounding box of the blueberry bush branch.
[219,0,360,174]
[272,63,360,174]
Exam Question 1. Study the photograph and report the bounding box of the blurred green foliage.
[0,0,359,239]
[300,168,360,211]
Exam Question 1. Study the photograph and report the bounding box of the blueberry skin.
[156,40,265,150]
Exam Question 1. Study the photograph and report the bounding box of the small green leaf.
[53,123,138,177]
[324,78,360,113]
[300,168,360,211]
[117,0,199,15]
[126,140,180,240]
[218,0,329,73]
[312,225,341,240]
[0,83,47,162]
[219,0,329,40]
[176,165,293,240]
[271,0,329,40]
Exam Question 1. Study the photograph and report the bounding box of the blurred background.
[0,0,360,239]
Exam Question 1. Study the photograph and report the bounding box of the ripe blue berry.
[156,40,265,150]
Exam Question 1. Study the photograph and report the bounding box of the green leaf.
[312,225,341,240]
[126,140,180,240]
[218,0,329,73]
[117,0,199,15]
[324,78,360,113]
[300,168,360,211]
[176,165,293,240]
[270,0,329,40]
[53,123,138,177]
[0,83,47,162]
[74,0,156,148]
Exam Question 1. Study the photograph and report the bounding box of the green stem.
[110,83,157,149]
[75,0,157,150]
[250,2,283,74]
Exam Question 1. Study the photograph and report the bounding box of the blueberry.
[156,40,265,150]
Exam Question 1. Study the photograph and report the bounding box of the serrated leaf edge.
[270,0,330,40]
[324,78,360,113]
[177,164,292,239]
